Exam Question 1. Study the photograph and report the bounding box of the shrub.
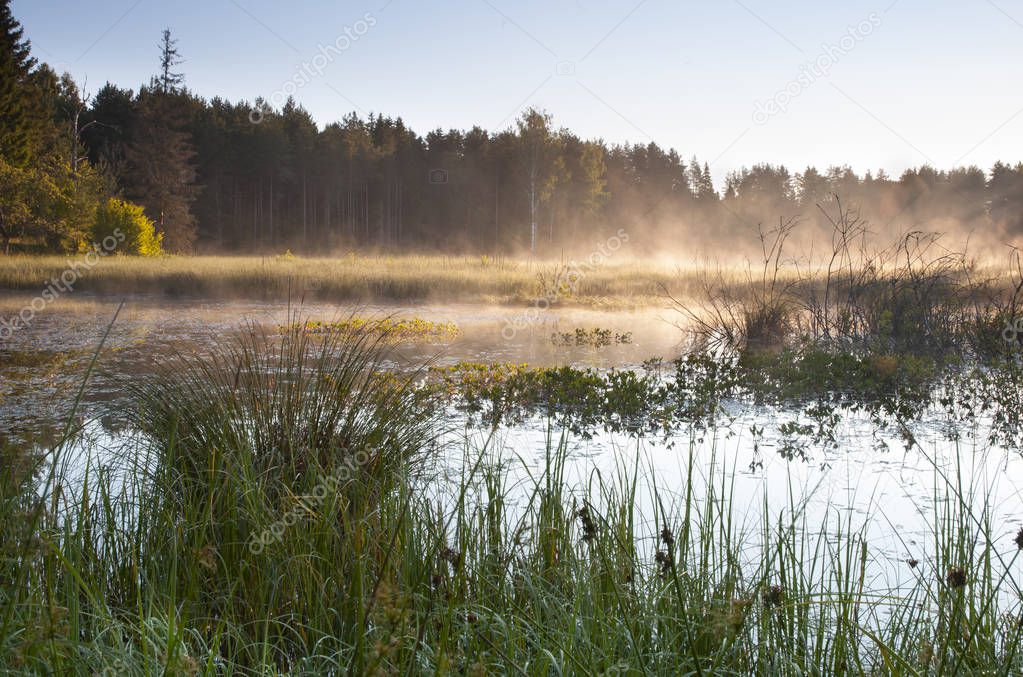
[92,198,163,256]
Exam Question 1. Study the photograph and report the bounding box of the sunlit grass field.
[0,254,698,307]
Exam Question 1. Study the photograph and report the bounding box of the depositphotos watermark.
[753,12,882,125]
[0,229,126,342]
[248,444,376,554]
[501,229,629,341]
[250,14,376,124]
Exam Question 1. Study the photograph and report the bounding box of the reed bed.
[2,323,1022,674]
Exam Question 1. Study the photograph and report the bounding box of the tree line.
[2,2,1021,256]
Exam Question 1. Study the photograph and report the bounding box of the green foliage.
[4,2,1023,255]
[36,157,107,252]
[0,155,105,253]
[0,4,112,255]
[3,319,1023,672]
[92,198,163,255]
[124,90,198,253]
[0,0,47,168]
[434,361,669,436]
[0,157,32,252]
[4,382,1023,672]
[429,347,1023,459]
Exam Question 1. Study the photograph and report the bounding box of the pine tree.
[156,28,184,94]
[126,91,198,252]
[126,30,198,252]
[0,0,46,166]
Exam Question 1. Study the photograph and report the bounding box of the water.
[0,293,681,439]
[4,293,1023,607]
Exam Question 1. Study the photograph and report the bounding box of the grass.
[673,211,1023,361]
[285,316,461,341]
[0,253,686,307]
[3,322,1023,673]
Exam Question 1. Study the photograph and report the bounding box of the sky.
[14,0,1023,187]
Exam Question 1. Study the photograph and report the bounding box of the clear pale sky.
[15,0,1023,186]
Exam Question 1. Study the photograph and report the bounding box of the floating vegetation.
[551,327,632,347]
[432,348,1023,456]
[432,361,660,436]
[285,316,461,341]
[0,349,79,370]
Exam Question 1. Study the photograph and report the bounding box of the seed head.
[577,505,597,543]
[655,549,673,576]
[761,585,784,608]
[946,567,967,589]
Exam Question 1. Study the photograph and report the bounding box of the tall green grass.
[1,324,1022,674]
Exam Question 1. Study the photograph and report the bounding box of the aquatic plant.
[674,204,1023,362]
[284,316,461,342]
[5,423,1023,673]
[3,284,1023,672]
[551,327,633,347]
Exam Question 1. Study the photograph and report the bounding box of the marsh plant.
[551,327,633,348]
[432,349,1023,458]
[3,304,1023,673]
[3,390,1023,672]
[675,199,1023,362]
[282,316,461,342]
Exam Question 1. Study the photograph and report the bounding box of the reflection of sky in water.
[7,295,1023,615]
[49,396,1023,617]
[428,414,1023,612]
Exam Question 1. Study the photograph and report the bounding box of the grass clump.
[0,322,443,672]
[285,316,461,342]
[114,321,441,669]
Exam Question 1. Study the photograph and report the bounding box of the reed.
[1,324,1022,673]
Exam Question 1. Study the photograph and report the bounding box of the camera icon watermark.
[428,168,448,184]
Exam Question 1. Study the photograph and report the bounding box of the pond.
[5,292,1023,618]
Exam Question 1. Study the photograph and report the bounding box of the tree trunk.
[494,169,500,253]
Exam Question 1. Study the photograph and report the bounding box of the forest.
[3,4,1023,257]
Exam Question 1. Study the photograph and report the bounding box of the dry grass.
[0,253,690,307]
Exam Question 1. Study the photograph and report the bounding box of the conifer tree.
[0,0,46,167]
[126,29,198,252]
